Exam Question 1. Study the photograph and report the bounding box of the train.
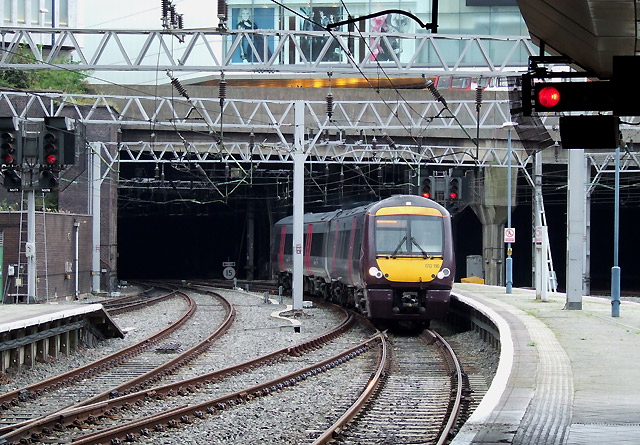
[271,195,455,326]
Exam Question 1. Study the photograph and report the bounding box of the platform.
[0,302,123,373]
[451,283,640,445]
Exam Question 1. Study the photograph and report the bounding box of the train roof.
[273,195,449,227]
[367,195,450,217]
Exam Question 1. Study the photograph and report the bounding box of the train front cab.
[363,199,454,322]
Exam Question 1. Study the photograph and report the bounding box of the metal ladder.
[539,201,558,293]
[15,191,50,302]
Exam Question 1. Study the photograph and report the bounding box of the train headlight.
[437,268,451,279]
[368,267,383,279]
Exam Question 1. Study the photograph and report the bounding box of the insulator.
[249,132,255,150]
[170,77,189,100]
[169,5,178,26]
[219,79,227,107]
[425,79,447,107]
[217,0,228,19]
[475,85,483,108]
[372,136,377,150]
[177,14,184,29]
[326,92,333,119]
[225,164,230,178]
[383,134,394,146]
[161,0,170,19]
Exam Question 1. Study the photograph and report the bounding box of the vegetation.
[0,44,89,94]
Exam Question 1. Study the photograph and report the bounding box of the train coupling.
[392,292,426,314]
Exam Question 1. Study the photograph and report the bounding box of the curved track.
[312,329,466,444]
[0,285,235,441]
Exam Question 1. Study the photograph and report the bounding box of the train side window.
[284,234,293,255]
[339,229,351,259]
[310,232,324,256]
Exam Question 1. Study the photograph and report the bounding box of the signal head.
[538,86,561,108]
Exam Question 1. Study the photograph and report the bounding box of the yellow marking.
[374,206,443,217]
[377,257,444,282]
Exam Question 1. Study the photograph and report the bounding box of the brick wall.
[0,95,120,298]
[0,212,92,301]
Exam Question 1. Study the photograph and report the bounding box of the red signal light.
[449,191,458,200]
[422,191,431,199]
[2,154,14,164]
[538,86,560,108]
[45,154,56,164]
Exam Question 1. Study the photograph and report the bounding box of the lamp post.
[503,121,518,293]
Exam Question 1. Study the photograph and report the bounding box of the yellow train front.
[271,195,454,326]
[361,195,454,324]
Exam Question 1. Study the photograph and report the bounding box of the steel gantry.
[0,27,536,76]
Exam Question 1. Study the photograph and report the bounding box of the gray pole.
[26,188,36,302]
[566,148,584,310]
[291,101,305,311]
[91,144,101,293]
[503,122,517,293]
[611,145,620,317]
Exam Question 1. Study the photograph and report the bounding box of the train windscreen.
[375,215,443,256]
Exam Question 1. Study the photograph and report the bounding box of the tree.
[0,44,89,94]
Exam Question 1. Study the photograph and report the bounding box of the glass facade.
[227,0,529,67]
[2,0,70,27]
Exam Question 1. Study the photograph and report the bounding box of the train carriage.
[271,195,454,325]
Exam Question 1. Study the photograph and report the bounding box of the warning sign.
[504,227,516,243]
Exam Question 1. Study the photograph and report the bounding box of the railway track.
[0,281,496,444]
[0,285,235,440]
[312,330,468,444]
[0,287,372,444]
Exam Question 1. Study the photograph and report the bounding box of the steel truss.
[0,27,535,76]
[0,90,514,134]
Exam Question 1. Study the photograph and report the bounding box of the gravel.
[0,285,500,444]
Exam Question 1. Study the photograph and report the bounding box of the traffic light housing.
[533,81,613,113]
[421,176,433,199]
[42,117,76,166]
[0,117,22,192]
[39,169,58,191]
[447,177,462,201]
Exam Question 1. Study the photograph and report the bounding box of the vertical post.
[503,122,517,293]
[246,202,255,280]
[74,220,79,298]
[611,145,621,317]
[566,149,584,310]
[291,101,305,311]
[534,151,543,299]
[27,189,36,302]
[0,231,3,303]
[91,144,101,293]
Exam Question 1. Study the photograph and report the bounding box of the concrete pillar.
[37,338,47,363]
[48,324,60,359]
[245,201,255,280]
[69,327,78,352]
[566,149,585,309]
[61,331,69,355]
[471,166,516,286]
[24,328,35,367]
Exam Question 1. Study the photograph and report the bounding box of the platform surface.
[0,303,108,333]
[451,283,640,445]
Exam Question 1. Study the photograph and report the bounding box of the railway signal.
[0,117,22,192]
[447,177,462,201]
[421,176,433,199]
[532,81,613,113]
[43,117,76,167]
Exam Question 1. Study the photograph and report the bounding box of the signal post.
[0,117,77,302]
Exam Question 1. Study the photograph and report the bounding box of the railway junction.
[0,281,638,444]
[1,0,640,443]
